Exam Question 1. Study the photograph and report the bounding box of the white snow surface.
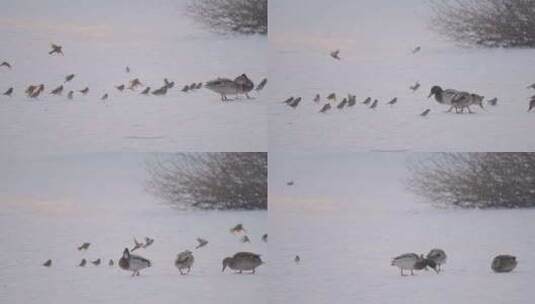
[0,154,267,304]
[269,0,535,152]
[268,153,534,304]
[0,0,267,157]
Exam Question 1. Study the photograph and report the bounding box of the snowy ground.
[0,154,267,304]
[268,153,534,304]
[0,0,267,157]
[269,0,535,152]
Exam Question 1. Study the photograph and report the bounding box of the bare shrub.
[408,153,535,208]
[430,0,535,47]
[145,153,267,210]
[186,0,267,35]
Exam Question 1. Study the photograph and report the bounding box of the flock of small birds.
[0,43,268,103]
[279,45,535,117]
[41,223,268,277]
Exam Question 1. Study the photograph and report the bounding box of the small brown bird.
[370,99,378,109]
[362,97,372,105]
[64,74,75,83]
[128,78,143,90]
[78,242,90,251]
[420,109,431,117]
[283,97,294,104]
[91,258,101,266]
[487,97,498,106]
[289,97,301,108]
[313,94,320,102]
[151,86,167,96]
[347,95,356,107]
[141,87,150,95]
[3,87,13,97]
[327,93,336,101]
[319,103,332,113]
[0,61,12,69]
[195,82,203,89]
[67,91,74,100]
[337,98,347,109]
[49,43,63,55]
[79,87,89,95]
[109,259,114,266]
[387,97,398,105]
[30,84,44,98]
[181,85,190,92]
[26,85,37,96]
[116,84,125,92]
[330,49,340,60]
[131,238,144,252]
[43,259,52,267]
[412,46,421,54]
[261,234,268,242]
[294,255,300,264]
[164,79,175,89]
[240,235,251,243]
[79,259,87,267]
[230,224,246,234]
[125,66,130,73]
[50,85,63,95]
[410,82,420,92]
[101,93,108,100]
[196,238,208,249]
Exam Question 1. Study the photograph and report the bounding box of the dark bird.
[43,259,52,267]
[387,97,398,105]
[67,91,74,100]
[362,97,371,105]
[101,93,108,101]
[230,224,246,234]
[222,252,263,274]
[164,78,175,89]
[319,103,332,113]
[289,97,301,108]
[491,255,517,273]
[327,93,336,101]
[142,237,154,248]
[64,74,75,83]
[128,78,143,90]
[287,181,294,186]
[330,49,341,60]
[181,85,190,92]
[529,99,535,112]
[195,82,203,89]
[131,238,144,252]
[412,46,421,54]
[116,84,125,92]
[109,259,114,266]
[49,43,63,55]
[262,234,268,242]
[78,242,90,251]
[126,66,130,73]
[313,94,320,103]
[50,85,63,95]
[410,82,420,92]
[25,85,37,96]
[79,87,89,95]
[294,255,300,264]
[196,238,208,249]
[369,99,378,109]
[30,84,44,98]
[3,87,13,97]
[527,83,535,89]
[175,250,195,275]
[151,86,168,96]
[487,97,498,106]
[347,94,356,107]
[420,109,431,117]
[141,87,150,95]
[91,258,101,266]
[337,98,347,109]
[0,61,12,69]
[79,259,87,267]
[240,235,251,243]
[255,78,268,91]
[283,97,294,104]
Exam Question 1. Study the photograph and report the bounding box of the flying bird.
[0,61,12,69]
[3,87,13,97]
[142,237,154,248]
[196,238,208,249]
[49,43,63,55]
[330,49,341,60]
[319,103,332,113]
[131,238,144,252]
[255,78,268,91]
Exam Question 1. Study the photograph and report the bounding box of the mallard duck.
[222,252,263,274]
[492,255,517,273]
[118,248,151,277]
[391,253,438,276]
[175,250,194,275]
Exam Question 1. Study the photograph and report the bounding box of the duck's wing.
[393,253,419,261]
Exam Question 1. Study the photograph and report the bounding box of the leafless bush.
[408,153,535,208]
[186,0,267,35]
[430,0,535,47]
[145,153,267,210]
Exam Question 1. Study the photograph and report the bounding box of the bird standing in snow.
[387,97,398,106]
[369,99,378,109]
[319,103,332,113]
[118,248,151,277]
[412,46,421,54]
[43,259,52,267]
[64,74,75,83]
[410,82,420,92]
[78,87,89,95]
[426,249,447,272]
[491,255,517,273]
[330,49,341,60]
[3,87,13,97]
[313,94,320,103]
[261,234,268,242]
[78,259,87,267]
[196,238,208,249]
[175,250,195,275]
[420,109,431,117]
[230,224,246,234]
[294,255,300,264]
[0,61,12,69]
[255,78,267,91]
[49,43,63,55]
[487,97,498,106]
[91,258,101,266]
[529,99,535,112]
